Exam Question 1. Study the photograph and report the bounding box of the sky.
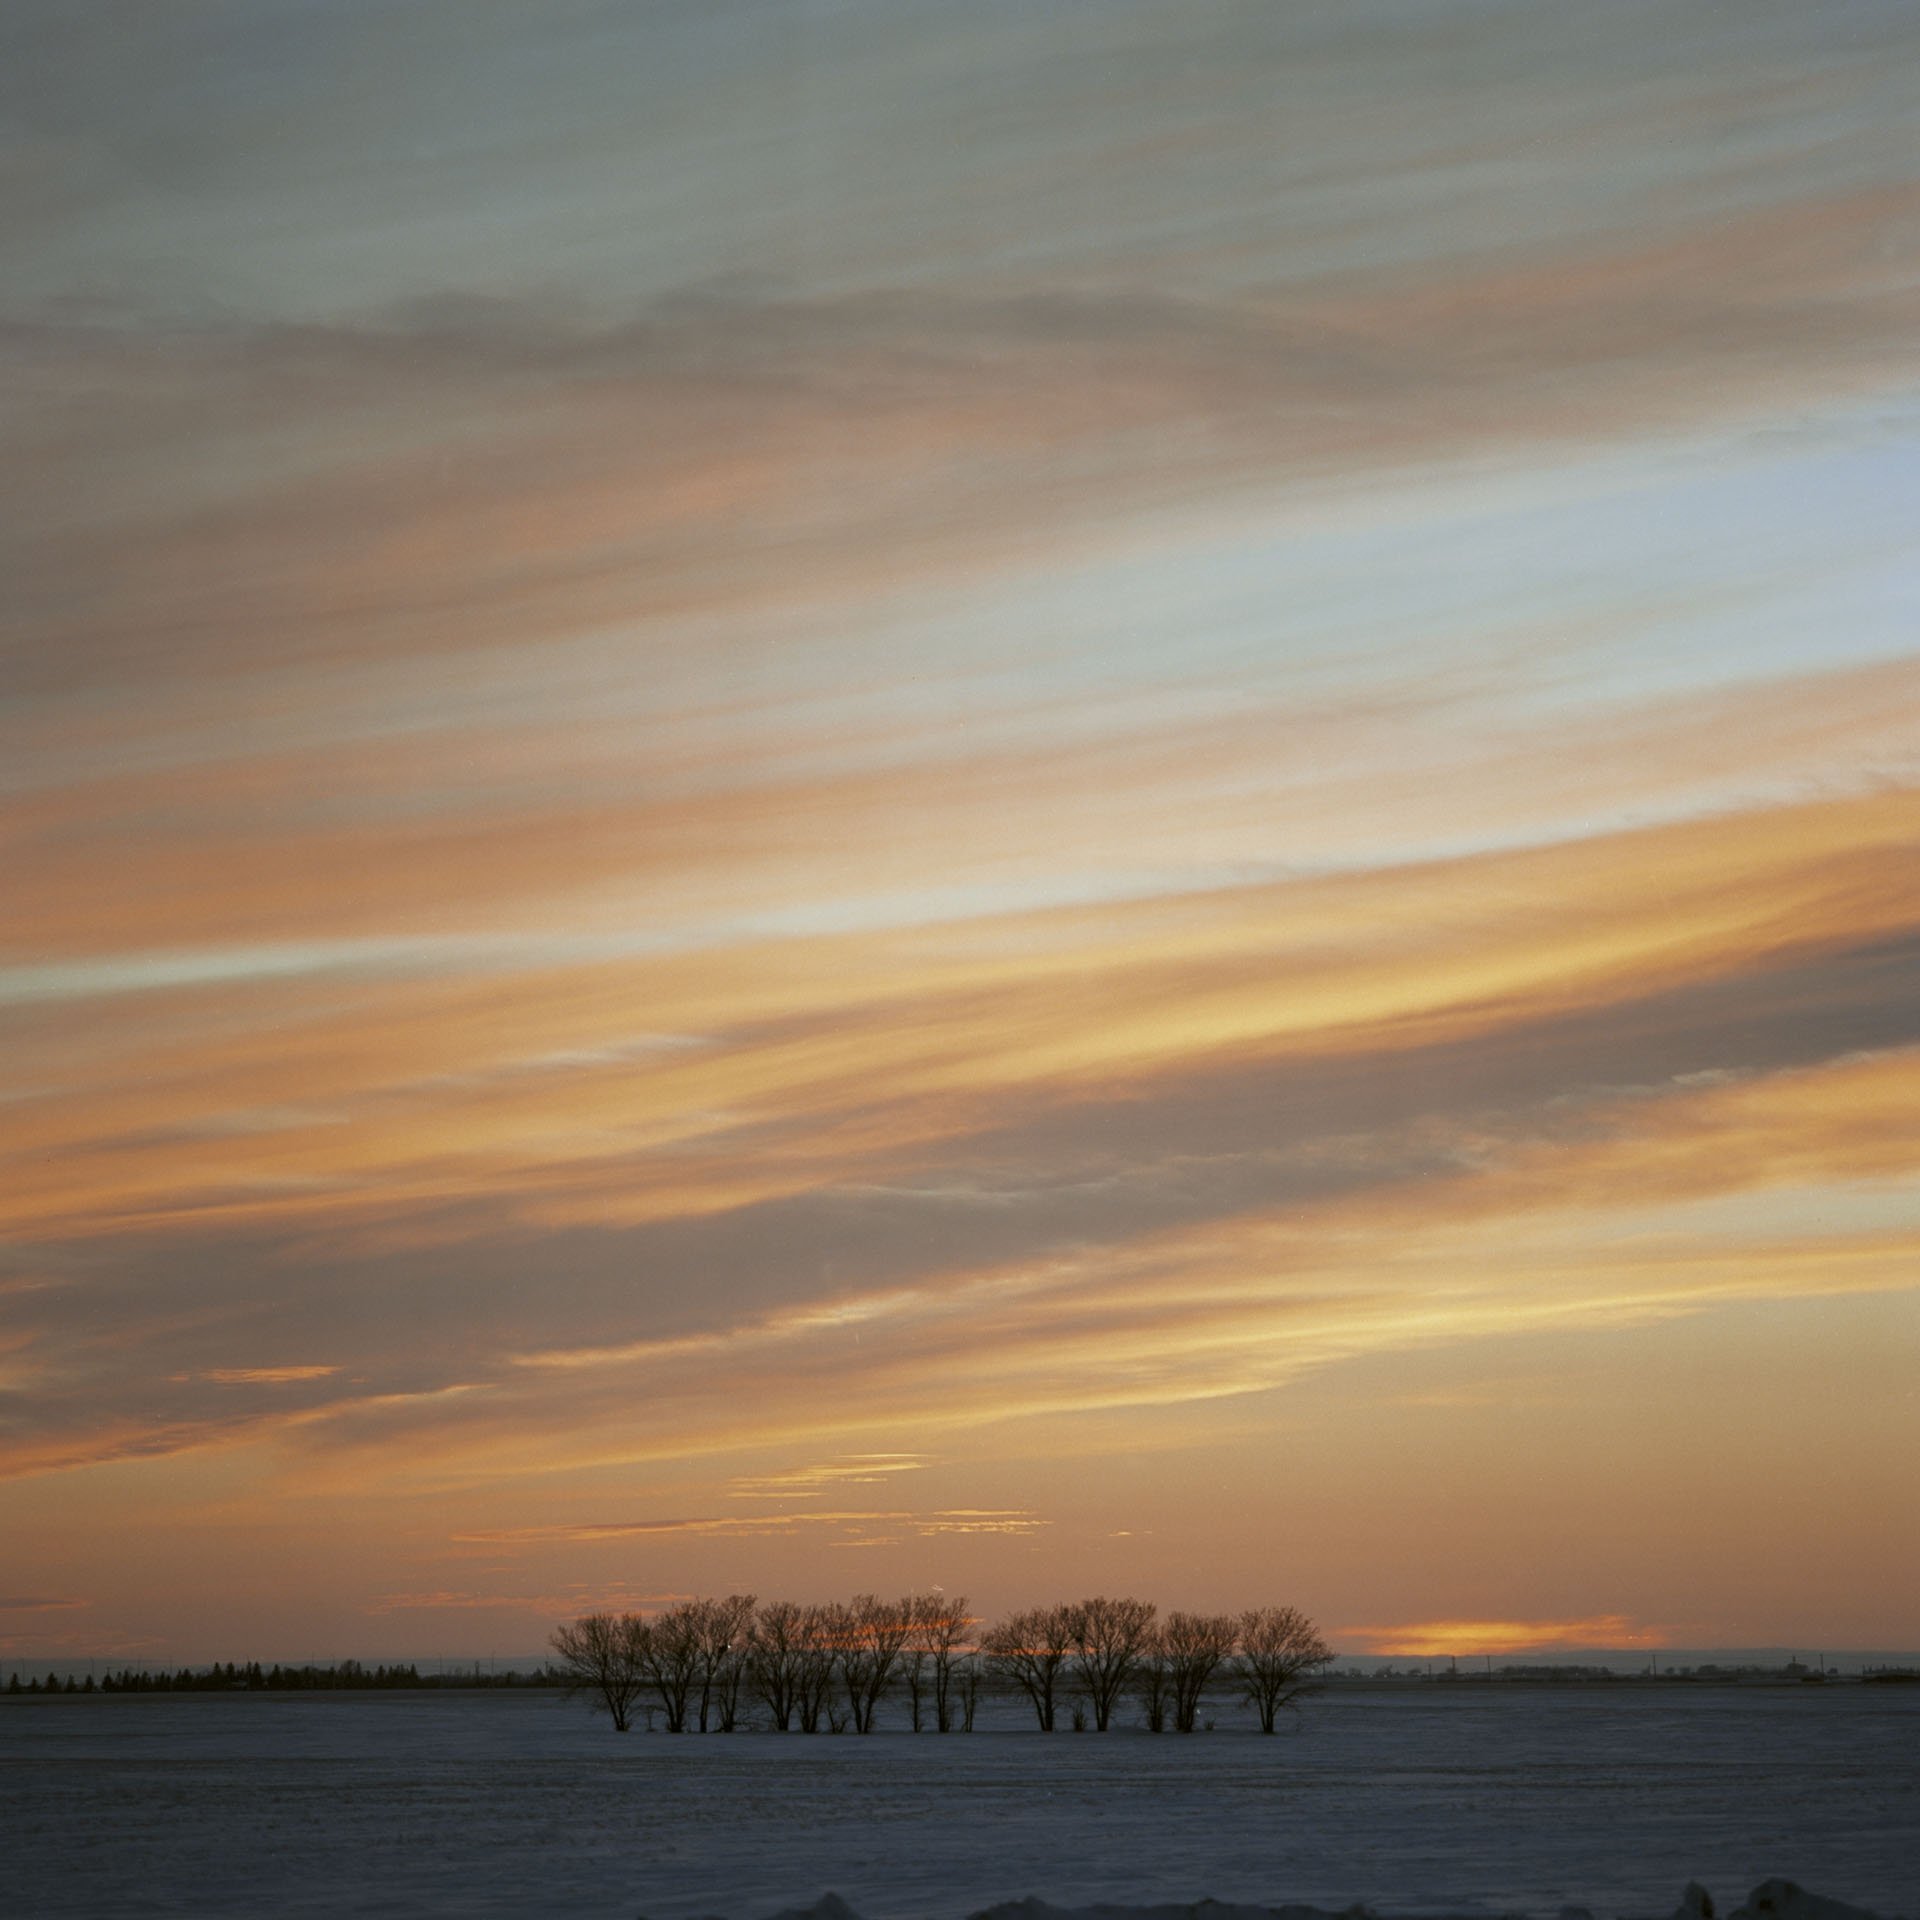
[3,0,1918,1665]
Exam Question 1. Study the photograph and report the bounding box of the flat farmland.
[5,1685,1915,1920]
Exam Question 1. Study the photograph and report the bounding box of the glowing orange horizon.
[1340,1618,1671,1658]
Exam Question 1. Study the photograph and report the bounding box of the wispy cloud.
[727,1454,928,1498]
[919,1512,1046,1538]
[193,1366,341,1386]
[449,1514,900,1544]
[451,1507,1043,1548]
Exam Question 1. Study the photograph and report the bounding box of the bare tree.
[692,1593,756,1732]
[981,1603,1077,1731]
[550,1613,647,1732]
[818,1600,864,1733]
[865,1594,919,1732]
[792,1604,838,1734]
[714,1597,759,1731]
[925,1594,973,1733]
[957,1650,984,1731]
[1068,1596,1157,1732]
[1135,1627,1171,1732]
[1163,1610,1237,1732]
[894,1591,972,1733]
[749,1598,809,1731]
[899,1593,932,1732]
[1235,1606,1333,1732]
[829,1593,915,1733]
[638,1600,704,1732]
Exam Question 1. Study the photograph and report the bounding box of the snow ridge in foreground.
[750,1884,1901,1920]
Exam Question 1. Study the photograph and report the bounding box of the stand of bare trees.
[552,1589,1330,1735]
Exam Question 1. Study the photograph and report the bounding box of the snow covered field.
[5,1685,1915,1919]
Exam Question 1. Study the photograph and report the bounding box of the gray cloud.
[5,0,1915,325]
[7,0,1917,743]
[10,205,1917,706]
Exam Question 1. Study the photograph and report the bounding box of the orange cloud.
[11,1001,1912,1497]
[6,777,1918,1257]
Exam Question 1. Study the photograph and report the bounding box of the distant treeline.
[11,1648,1907,1704]
[5,1660,558,1695]
[551,1592,1333,1734]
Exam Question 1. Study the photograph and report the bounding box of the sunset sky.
[4,0,1918,1664]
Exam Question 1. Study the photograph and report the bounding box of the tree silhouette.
[982,1603,1077,1730]
[693,1593,756,1732]
[1135,1629,1171,1731]
[640,1601,704,1732]
[827,1593,915,1733]
[1162,1610,1237,1732]
[924,1594,973,1732]
[749,1598,808,1731]
[546,1589,1334,1737]
[1235,1605,1334,1732]
[1067,1596,1157,1731]
[549,1613,647,1731]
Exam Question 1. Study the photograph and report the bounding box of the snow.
[776,1895,1896,1920]
[1728,1885,1894,1920]
[3,1685,1915,1918]
[755,1890,1898,1920]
